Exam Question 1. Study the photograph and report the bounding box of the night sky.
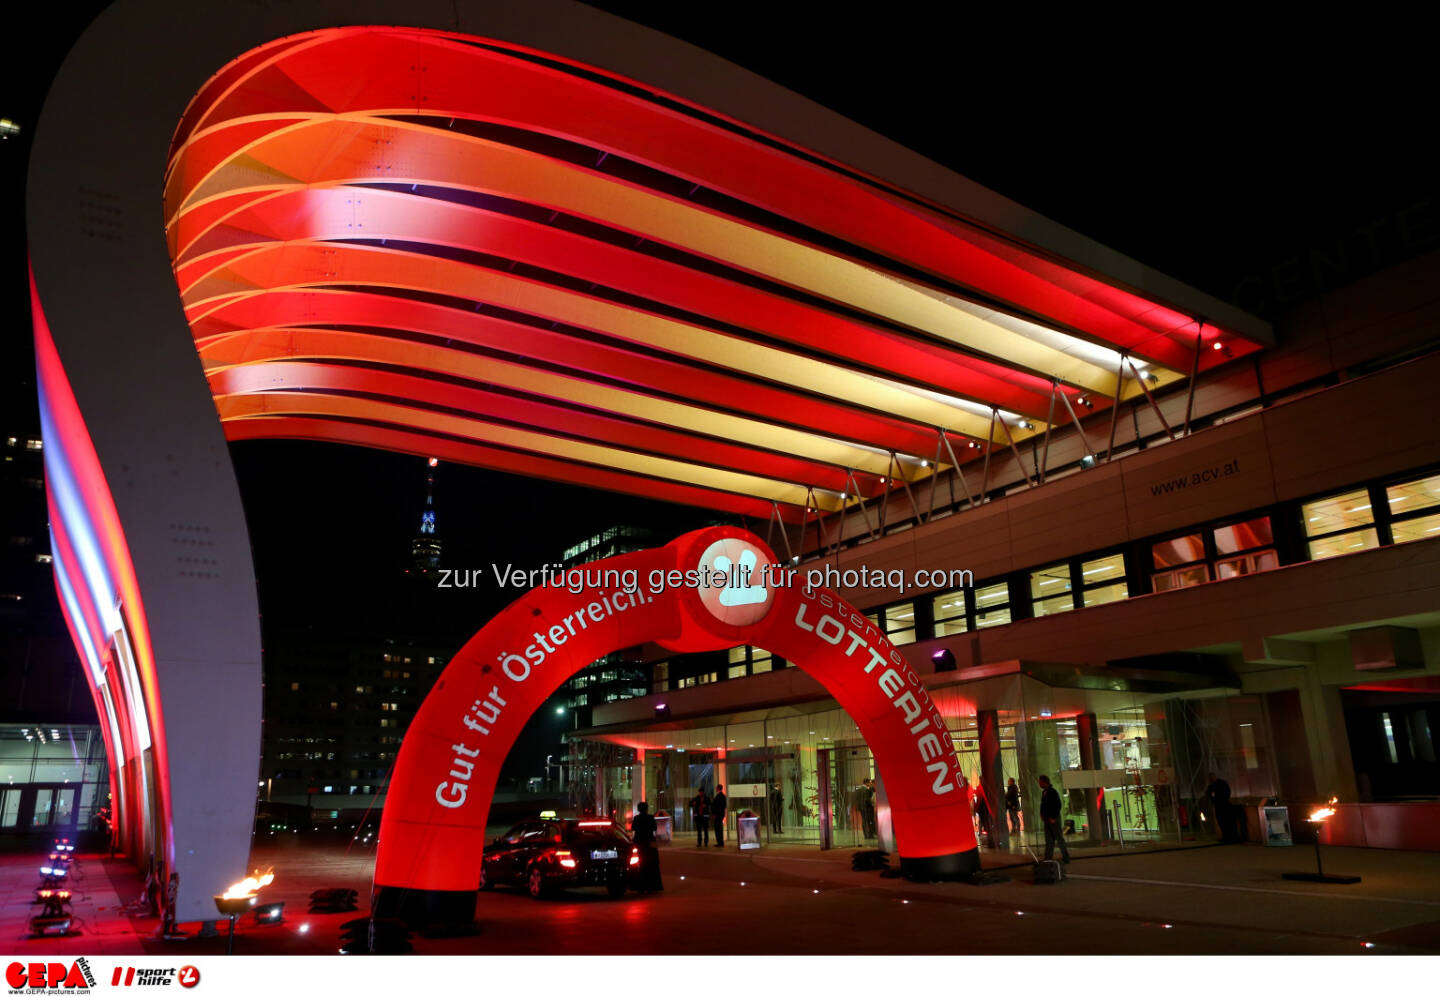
[3,6,1434,772]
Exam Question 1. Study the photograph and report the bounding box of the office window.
[653,661,668,694]
[1387,473,1440,544]
[1029,563,1073,617]
[1152,532,1209,592]
[1303,488,1378,559]
[1079,553,1128,607]
[931,590,969,637]
[1214,515,1279,578]
[974,582,1011,629]
[874,604,917,645]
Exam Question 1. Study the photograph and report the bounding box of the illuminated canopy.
[167,27,1266,522]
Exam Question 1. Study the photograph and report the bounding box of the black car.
[480,817,638,899]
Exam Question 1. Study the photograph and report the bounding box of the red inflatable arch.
[374,525,977,919]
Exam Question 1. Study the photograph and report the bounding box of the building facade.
[575,254,1440,853]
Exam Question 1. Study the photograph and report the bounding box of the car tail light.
[629,847,640,867]
[555,850,578,869]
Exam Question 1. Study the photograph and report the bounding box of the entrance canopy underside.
[167,27,1267,522]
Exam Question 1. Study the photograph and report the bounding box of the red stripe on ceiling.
[190,291,954,458]
[223,415,802,522]
[176,185,1065,416]
[171,27,1263,362]
[208,361,871,496]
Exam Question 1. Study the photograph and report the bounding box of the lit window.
[1152,533,1205,570]
[1303,489,1376,559]
[1390,512,1440,544]
[974,582,1011,629]
[876,604,916,645]
[1077,554,1127,606]
[1153,565,1210,592]
[728,664,747,679]
[24,438,42,451]
[931,591,970,637]
[35,553,53,564]
[1387,473,1440,545]
[1380,713,1398,764]
[1214,516,1274,555]
[1030,563,1073,617]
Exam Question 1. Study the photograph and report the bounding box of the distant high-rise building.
[554,526,654,730]
[409,458,441,575]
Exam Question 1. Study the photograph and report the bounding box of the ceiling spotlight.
[1211,341,1224,351]
[1018,420,1035,431]
[1077,395,1093,409]
[427,457,438,467]
[968,440,980,449]
[919,459,929,468]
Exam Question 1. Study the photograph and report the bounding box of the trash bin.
[736,810,761,850]
[655,813,673,844]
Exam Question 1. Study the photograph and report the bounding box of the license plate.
[591,849,618,860]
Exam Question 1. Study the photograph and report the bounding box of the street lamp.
[1282,797,1361,884]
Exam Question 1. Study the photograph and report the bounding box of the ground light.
[1281,798,1361,885]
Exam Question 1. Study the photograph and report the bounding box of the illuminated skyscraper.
[409,458,441,575]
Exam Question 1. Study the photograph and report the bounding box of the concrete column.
[1075,713,1105,842]
[1297,677,1359,802]
[977,710,1007,849]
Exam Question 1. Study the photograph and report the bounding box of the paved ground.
[3,834,1439,956]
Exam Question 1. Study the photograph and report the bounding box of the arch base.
[372,884,478,932]
[899,849,982,882]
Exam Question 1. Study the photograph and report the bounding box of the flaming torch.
[1282,797,1360,884]
[214,869,274,954]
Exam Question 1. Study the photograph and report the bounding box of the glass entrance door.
[827,744,877,849]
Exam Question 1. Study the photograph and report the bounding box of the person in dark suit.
[1037,774,1070,863]
[1205,773,1236,842]
[631,801,663,893]
[711,785,728,846]
[1005,778,1022,835]
[691,788,710,847]
[860,778,878,838]
[769,782,785,835]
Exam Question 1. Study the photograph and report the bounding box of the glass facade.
[578,679,1277,854]
[0,724,109,833]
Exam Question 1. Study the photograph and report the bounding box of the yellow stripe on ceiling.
[199,328,933,481]
[167,115,1156,392]
[214,390,834,510]
[183,241,1031,443]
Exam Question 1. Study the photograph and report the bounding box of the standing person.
[1005,778,1022,835]
[1205,773,1235,843]
[1036,774,1070,864]
[691,788,710,847]
[631,801,663,893]
[972,778,992,841]
[860,778,878,838]
[769,782,785,835]
[711,785,728,847]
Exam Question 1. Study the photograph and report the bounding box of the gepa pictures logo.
[5,958,96,992]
